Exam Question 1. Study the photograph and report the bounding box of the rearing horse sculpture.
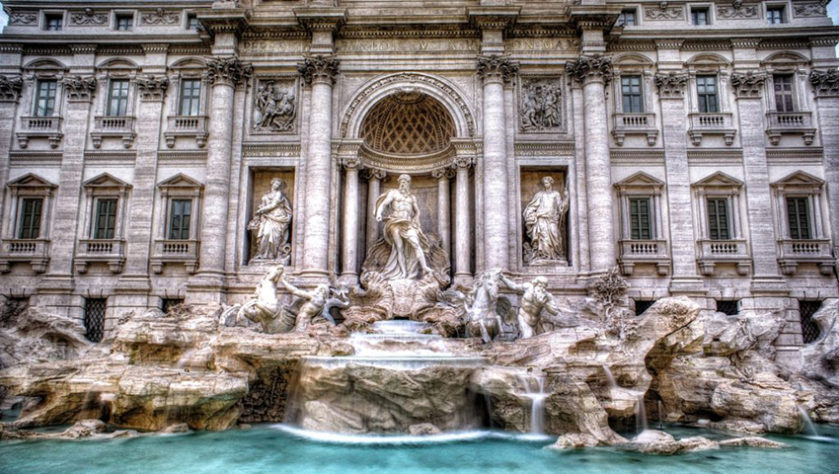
[465,269,505,343]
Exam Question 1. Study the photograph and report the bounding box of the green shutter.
[786,197,811,240]
[168,199,192,240]
[707,198,730,240]
[629,198,652,240]
[18,198,42,239]
[94,199,117,240]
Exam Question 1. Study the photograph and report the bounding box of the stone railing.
[777,238,834,276]
[75,238,126,273]
[164,115,209,148]
[765,111,815,145]
[617,239,670,276]
[696,238,750,275]
[612,113,658,146]
[687,112,736,146]
[91,115,136,148]
[16,116,63,149]
[0,238,50,273]
[151,239,199,274]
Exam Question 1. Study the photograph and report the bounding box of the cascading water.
[798,405,819,437]
[602,364,617,389]
[519,371,548,435]
[635,395,648,434]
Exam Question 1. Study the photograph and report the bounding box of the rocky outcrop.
[800,299,839,387]
[0,307,92,369]
[609,429,786,455]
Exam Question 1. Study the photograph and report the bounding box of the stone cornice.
[136,75,169,102]
[476,55,519,84]
[205,57,253,87]
[70,44,97,55]
[142,44,170,55]
[298,55,340,86]
[655,72,689,99]
[61,75,97,102]
[730,71,767,99]
[566,55,613,85]
[196,8,250,35]
[294,7,347,33]
[810,69,839,98]
[0,75,23,103]
[568,5,622,31]
[467,6,521,30]
[730,38,761,50]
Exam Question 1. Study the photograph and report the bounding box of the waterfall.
[520,372,548,435]
[657,400,664,429]
[798,405,819,437]
[602,364,617,389]
[635,396,648,434]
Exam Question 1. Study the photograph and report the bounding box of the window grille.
[800,300,822,344]
[1,297,28,326]
[84,298,107,343]
[161,298,184,314]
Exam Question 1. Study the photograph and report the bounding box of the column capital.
[342,156,362,170]
[205,57,253,87]
[363,168,387,181]
[432,167,455,180]
[0,75,23,103]
[61,75,97,103]
[655,72,689,99]
[299,55,340,86]
[453,155,475,169]
[810,69,839,98]
[566,55,613,85]
[730,71,767,99]
[136,74,169,102]
[476,55,519,85]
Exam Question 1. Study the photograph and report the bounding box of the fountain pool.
[1,424,837,474]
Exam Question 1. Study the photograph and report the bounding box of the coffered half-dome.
[360,92,456,156]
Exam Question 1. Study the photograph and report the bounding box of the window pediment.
[7,173,56,190]
[693,171,743,190]
[83,173,132,193]
[772,171,824,193]
[158,173,203,189]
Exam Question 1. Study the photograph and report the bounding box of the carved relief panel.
[518,77,564,133]
[251,78,298,134]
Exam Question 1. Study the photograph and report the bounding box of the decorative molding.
[476,55,519,84]
[730,71,766,99]
[70,44,98,55]
[610,149,666,165]
[205,57,253,87]
[810,69,839,98]
[70,9,108,26]
[644,5,684,21]
[136,75,169,102]
[655,72,689,99]
[686,149,744,165]
[0,75,24,103]
[765,147,824,165]
[142,44,170,55]
[514,141,576,157]
[793,2,828,18]
[565,55,613,84]
[298,55,340,86]
[242,143,301,158]
[717,3,759,19]
[8,11,37,26]
[730,38,761,50]
[140,8,181,25]
[61,75,97,102]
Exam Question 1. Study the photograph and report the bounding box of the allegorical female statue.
[248,178,292,262]
[523,176,569,263]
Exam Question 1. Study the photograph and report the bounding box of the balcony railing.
[612,113,658,146]
[16,116,63,149]
[91,115,136,149]
[618,239,670,275]
[75,239,126,273]
[164,115,209,148]
[0,238,50,273]
[765,111,816,145]
[151,239,200,274]
[777,239,834,276]
[687,112,736,146]
[696,239,750,276]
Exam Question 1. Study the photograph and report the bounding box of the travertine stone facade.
[0,0,836,365]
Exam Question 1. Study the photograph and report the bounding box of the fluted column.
[810,69,839,276]
[365,169,385,253]
[454,156,473,283]
[340,157,360,282]
[432,168,452,255]
[193,58,251,287]
[567,56,616,272]
[477,55,518,271]
[299,55,339,280]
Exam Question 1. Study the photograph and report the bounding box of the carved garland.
[70,9,108,26]
[655,72,689,98]
[136,75,169,102]
[717,3,759,19]
[298,55,340,85]
[730,71,767,99]
[61,75,97,102]
[566,55,613,84]
[0,75,24,102]
[140,8,181,25]
[476,55,519,84]
[205,57,252,87]
[810,69,839,98]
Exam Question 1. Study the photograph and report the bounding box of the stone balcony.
[150,239,200,274]
[91,116,136,149]
[164,115,209,148]
[617,239,670,276]
[696,239,751,276]
[74,239,125,273]
[777,239,834,276]
[765,111,816,146]
[16,116,63,149]
[0,238,50,273]
[612,113,658,146]
[687,112,736,146]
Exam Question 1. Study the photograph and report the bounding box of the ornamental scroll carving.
[0,75,23,102]
[566,56,613,84]
[519,78,562,131]
[730,72,766,99]
[810,69,839,98]
[9,12,37,26]
[476,55,519,83]
[70,9,108,26]
[254,80,297,132]
[61,75,97,102]
[793,2,828,18]
[644,6,684,20]
[717,3,759,19]
[141,8,182,25]
[655,72,689,98]
[298,55,340,85]
[205,57,253,87]
[136,75,169,101]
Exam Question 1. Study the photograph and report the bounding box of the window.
[106,79,130,116]
[696,75,719,113]
[179,79,202,116]
[168,199,192,240]
[186,14,199,31]
[621,76,644,113]
[767,5,785,24]
[44,13,63,31]
[773,74,794,112]
[34,80,57,117]
[629,197,653,240]
[786,197,811,240]
[161,298,184,313]
[716,300,739,316]
[17,198,43,239]
[691,7,710,25]
[84,298,106,343]
[1,297,28,326]
[115,14,133,31]
[618,8,637,26]
[93,198,118,240]
[800,300,822,344]
[707,198,730,240]
[634,300,655,316]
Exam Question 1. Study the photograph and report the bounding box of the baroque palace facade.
[0,0,836,365]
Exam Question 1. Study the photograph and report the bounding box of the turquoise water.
[1,424,838,474]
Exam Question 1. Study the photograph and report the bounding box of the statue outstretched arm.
[281,277,311,300]
[499,274,525,293]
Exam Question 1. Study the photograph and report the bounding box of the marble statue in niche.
[254,80,296,132]
[523,176,569,263]
[374,174,434,279]
[248,178,292,262]
[520,79,562,131]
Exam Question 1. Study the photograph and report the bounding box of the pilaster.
[810,69,839,277]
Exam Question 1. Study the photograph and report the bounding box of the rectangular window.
[179,79,202,116]
[168,199,192,240]
[618,9,637,26]
[628,197,653,240]
[786,197,811,240]
[106,79,130,116]
[696,75,719,113]
[691,7,710,25]
[707,198,730,240]
[84,298,106,343]
[773,74,795,112]
[93,198,117,240]
[161,298,184,313]
[767,6,785,24]
[44,14,63,31]
[115,14,133,31]
[17,198,43,239]
[716,300,739,316]
[799,300,823,344]
[34,80,57,117]
[621,75,644,113]
[187,14,199,31]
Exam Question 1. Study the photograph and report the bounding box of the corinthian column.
[810,69,839,276]
[365,169,386,253]
[477,55,518,271]
[299,55,339,280]
[567,55,616,272]
[432,168,452,255]
[340,157,360,283]
[454,156,473,283]
[193,58,251,292]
